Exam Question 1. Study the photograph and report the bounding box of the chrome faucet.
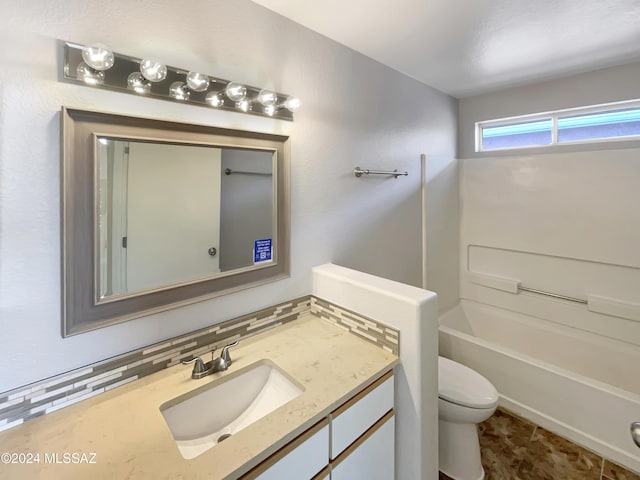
[181,340,239,379]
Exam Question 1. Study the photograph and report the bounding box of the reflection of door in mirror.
[127,142,221,293]
[99,141,221,298]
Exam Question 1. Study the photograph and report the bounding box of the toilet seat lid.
[438,356,498,409]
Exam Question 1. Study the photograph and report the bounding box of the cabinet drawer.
[331,411,395,480]
[241,419,329,480]
[330,371,394,459]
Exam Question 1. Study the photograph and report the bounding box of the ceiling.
[252,0,640,98]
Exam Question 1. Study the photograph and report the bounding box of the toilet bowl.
[438,356,498,480]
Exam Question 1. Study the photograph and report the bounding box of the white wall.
[457,63,640,346]
[0,0,457,392]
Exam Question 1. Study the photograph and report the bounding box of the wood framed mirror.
[61,107,290,336]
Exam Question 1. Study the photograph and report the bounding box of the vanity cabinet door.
[330,411,395,480]
[240,370,394,480]
[241,419,329,480]
[330,371,394,459]
[311,466,330,480]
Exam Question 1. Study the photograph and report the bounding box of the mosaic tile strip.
[0,295,399,433]
[309,296,399,355]
[0,296,312,433]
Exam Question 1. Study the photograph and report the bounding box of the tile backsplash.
[310,296,399,355]
[0,295,398,433]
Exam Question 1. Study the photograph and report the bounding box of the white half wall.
[312,263,439,480]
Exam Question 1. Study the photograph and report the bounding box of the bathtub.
[439,299,640,473]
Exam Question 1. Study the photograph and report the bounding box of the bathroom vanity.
[241,371,395,479]
[0,315,398,479]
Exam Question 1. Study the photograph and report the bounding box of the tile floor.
[439,408,640,480]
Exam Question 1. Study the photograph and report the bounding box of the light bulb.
[140,59,167,82]
[284,96,301,112]
[81,44,114,71]
[264,105,276,116]
[169,81,190,100]
[205,91,224,107]
[236,99,250,112]
[225,82,247,102]
[257,89,277,106]
[76,62,105,86]
[186,72,209,92]
[127,72,152,94]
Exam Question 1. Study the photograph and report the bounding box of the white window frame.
[475,98,640,152]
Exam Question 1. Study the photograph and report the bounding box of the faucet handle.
[221,340,239,364]
[181,356,208,378]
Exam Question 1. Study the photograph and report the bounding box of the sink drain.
[217,433,232,443]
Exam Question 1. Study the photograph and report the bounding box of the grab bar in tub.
[469,273,640,322]
[517,285,587,304]
[469,273,587,303]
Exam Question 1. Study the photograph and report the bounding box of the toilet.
[438,356,498,480]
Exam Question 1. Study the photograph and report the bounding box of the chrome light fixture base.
[62,41,297,121]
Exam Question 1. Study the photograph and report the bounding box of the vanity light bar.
[62,42,300,121]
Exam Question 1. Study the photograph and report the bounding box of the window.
[476,100,640,152]
[481,119,552,150]
[557,108,640,142]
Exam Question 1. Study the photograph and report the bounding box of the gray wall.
[458,61,640,158]
[0,0,458,391]
[220,149,274,271]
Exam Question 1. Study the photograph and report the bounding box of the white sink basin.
[160,360,304,459]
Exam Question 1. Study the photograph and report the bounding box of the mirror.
[97,139,274,299]
[62,107,290,336]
